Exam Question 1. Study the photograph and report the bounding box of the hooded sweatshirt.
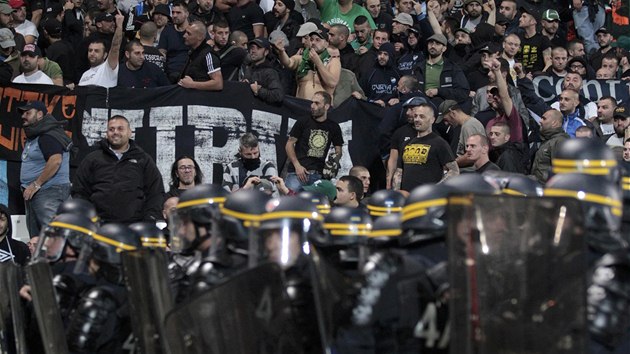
[361,42,400,103]
[0,205,30,265]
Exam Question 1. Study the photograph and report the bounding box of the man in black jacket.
[72,115,164,224]
[240,37,284,104]
[488,121,529,174]
[360,42,399,107]
[0,205,29,265]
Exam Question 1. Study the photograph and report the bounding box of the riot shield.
[122,249,174,354]
[0,263,11,354]
[164,262,301,354]
[26,260,69,354]
[447,195,587,354]
[4,263,27,354]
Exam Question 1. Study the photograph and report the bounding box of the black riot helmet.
[319,207,372,246]
[257,197,323,269]
[620,161,630,223]
[545,173,623,235]
[366,190,406,217]
[169,184,228,254]
[368,213,402,248]
[501,175,543,197]
[551,138,619,182]
[85,223,141,284]
[297,190,331,215]
[56,198,100,224]
[443,174,501,195]
[35,213,96,262]
[401,184,455,244]
[129,222,167,249]
[221,189,271,250]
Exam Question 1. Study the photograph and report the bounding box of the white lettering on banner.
[148,106,183,190]
[82,108,109,146]
[187,105,246,182]
[338,120,353,176]
[251,110,283,168]
[111,109,144,131]
[583,79,603,101]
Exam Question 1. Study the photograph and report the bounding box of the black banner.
[0,83,385,214]
[533,76,630,103]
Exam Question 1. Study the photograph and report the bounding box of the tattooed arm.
[439,161,459,183]
[392,168,403,190]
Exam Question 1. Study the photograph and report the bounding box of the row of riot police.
[0,137,629,354]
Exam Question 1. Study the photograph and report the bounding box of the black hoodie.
[0,205,30,265]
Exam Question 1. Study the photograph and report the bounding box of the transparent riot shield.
[447,195,587,354]
[4,263,27,354]
[25,260,69,354]
[164,262,301,354]
[0,263,10,354]
[122,249,174,354]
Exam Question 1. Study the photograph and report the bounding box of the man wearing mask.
[222,132,278,192]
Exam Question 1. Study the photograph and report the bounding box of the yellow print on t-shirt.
[308,129,329,158]
[403,143,431,165]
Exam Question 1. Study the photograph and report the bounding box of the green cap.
[303,179,336,201]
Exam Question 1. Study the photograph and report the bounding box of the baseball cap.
[0,28,15,49]
[95,12,114,22]
[454,27,471,36]
[309,22,329,40]
[303,180,336,201]
[541,9,560,21]
[427,33,448,46]
[44,19,63,36]
[8,0,24,9]
[479,42,501,54]
[519,3,541,20]
[152,4,170,19]
[402,96,428,108]
[614,106,629,119]
[464,0,481,5]
[0,3,15,14]
[18,101,47,113]
[296,22,318,37]
[595,27,609,35]
[393,13,413,27]
[21,43,41,56]
[438,100,458,119]
[45,3,63,18]
[495,13,510,25]
[248,37,270,49]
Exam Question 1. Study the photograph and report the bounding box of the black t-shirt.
[517,32,551,73]
[390,123,416,153]
[476,161,500,173]
[118,61,170,88]
[227,2,265,40]
[398,132,454,191]
[158,25,189,75]
[288,117,344,173]
[143,45,166,71]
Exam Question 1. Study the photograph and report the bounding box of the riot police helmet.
[552,138,619,181]
[35,213,96,262]
[366,190,406,217]
[56,198,100,224]
[297,190,331,214]
[129,222,167,249]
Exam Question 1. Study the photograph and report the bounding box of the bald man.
[531,109,570,184]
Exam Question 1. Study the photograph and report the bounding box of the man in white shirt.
[12,44,53,84]
[9,0,37,44]
[78,10,124,88]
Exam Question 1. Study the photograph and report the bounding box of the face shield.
[169,204,219,254]
[34,224,93,263]
[258,218,315,270]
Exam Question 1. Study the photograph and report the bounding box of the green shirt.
[424,59,443,90]
[349,36,372,52]
[320,0,376,32]
[41,58,63,81]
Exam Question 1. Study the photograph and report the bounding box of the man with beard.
[179,20,223,90]
[412,33,469,108]
[485,58,525,143]
[550,71,597,122]
[316,0,375,32]
[158,1,190,83]
[516,3,551,75]
[223,132,279,192]
[0,205,29,265]
[350,15,372,54]
[211,20,246,80]
[72,115,164,223]
[264,0,302,40]
[460,0,487,32]
[9,0,37,44]
[12,44,53,84]
[392,103,458,193]
[78,11,124,87]
[487,121,528,173]
[76,12,116,76]
[544,46,568,79]
[531,109,569,184]
[606,106,630,147]
[595,96,616,138]
[364,0,392,34]
[360,42,399,106]
[19,100,72,236]
[396,27,423,76]
[151,4,170,44]
[118,40,170,87]
[284,91,343,191]
[328,24,355,70]
[240,36,284,104]
[189,0,225,26]
[274,24,340,99]
[540,9,566,48]
[498,0,518,35]
[391,12,412,56]
[166,156,203,198]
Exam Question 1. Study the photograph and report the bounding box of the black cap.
[495,13,510,24]
[152,4,171,18]
[18,100,47,113]
[479,42,501,54]
[595,27,609,35]
[44,3,63,17]
[614,106,629,119]
[94,12,114,22]
[43,18,62,36]
[519,3,541,20]
[248,37,270,49]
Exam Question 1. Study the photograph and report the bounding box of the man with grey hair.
[222,132,278,192]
